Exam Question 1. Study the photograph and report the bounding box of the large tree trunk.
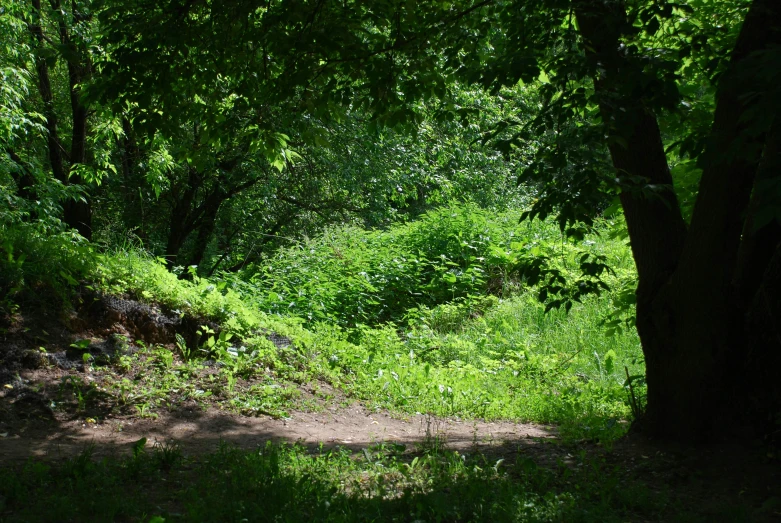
[576,0,781,441]
[649,0,781,441]
[745,241,781,440]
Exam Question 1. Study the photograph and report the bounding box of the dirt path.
[1,403,556,461]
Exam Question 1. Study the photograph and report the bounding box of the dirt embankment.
[0,291,553,461]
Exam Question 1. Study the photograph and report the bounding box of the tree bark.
[119,118,148,243]
[185,192,223,269]
[575,0,689,436]
[29,0,67,186]
[56,0,92,238]
[28,0,92,238]
[650,0,781,440]
[165,168,202,265]
[745,239,781,438]
[577,0,781,440]
[733,120,781,308]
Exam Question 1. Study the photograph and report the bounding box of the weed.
[153,439,183,471]
[135,402,158,419]
[175,333,192,360]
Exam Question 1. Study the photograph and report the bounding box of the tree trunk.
[185,192,223,269]
[577,0,781,441]
[646,0,781,441]
[165,168,202,265]
[745,241,781,440]
[119,118,148,243]
[29,0,66,186]
[29,0,92,238]
[57,0,92,239]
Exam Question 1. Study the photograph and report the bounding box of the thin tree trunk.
[119,118,148,243]
[29,0,67,185]
[165,169,202,265]
[56,0,92,239]
[185,193,223,269]
[29,0,92,238]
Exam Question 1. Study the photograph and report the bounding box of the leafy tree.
[469,0,780,441]
[566,0,781,441]
[98,0,780,441]
[4,0,779,442]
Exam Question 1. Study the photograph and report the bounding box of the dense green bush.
[244,204,549,325]
[240,203,627,327]
[0,223,96,312]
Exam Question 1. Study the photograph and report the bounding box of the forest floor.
[1,295,780,522]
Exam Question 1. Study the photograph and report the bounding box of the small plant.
[135,403,158,419]
[70,339,92,350]
[225,371,237,393]
[153,439,182,471]
[59,376,87,411]
[197,325,233,358]
[175,333,192,360]
[116,378,134,405]
[132,437,147,458]
[116,354,134,373]
[153,347,174,369]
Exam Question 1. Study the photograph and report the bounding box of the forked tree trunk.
[576,0,781,441]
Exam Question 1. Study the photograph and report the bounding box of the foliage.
[0,224,95,312]
[2,0,776,443]
[244,203,626,327]
[80,210,640,438]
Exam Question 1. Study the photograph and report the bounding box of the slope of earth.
[0,291,554,459]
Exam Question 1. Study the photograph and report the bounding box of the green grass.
[80,260,641,443]
[312,294,642,442]
[0,441,670,522]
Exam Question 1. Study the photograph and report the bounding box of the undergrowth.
[0,441,670,522]
[238,204,635,327]
[0,204,659,521]
[3,203,643,440]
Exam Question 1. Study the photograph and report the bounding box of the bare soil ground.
[0,401,555,461]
